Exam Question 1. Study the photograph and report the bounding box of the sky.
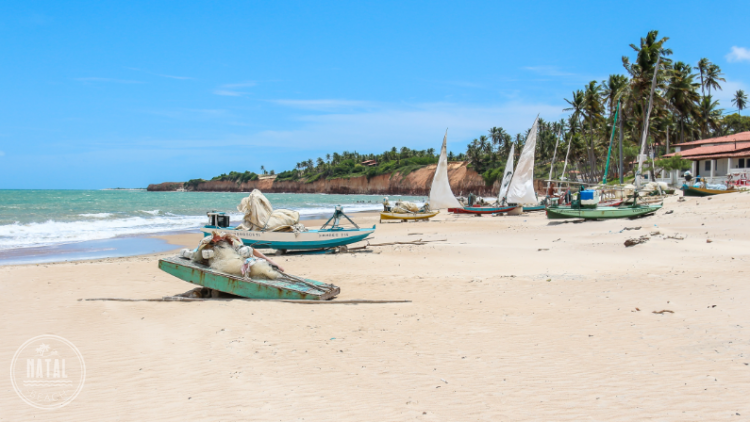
[1,1,748,189]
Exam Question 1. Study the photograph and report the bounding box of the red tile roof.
[663,141,750,160]
[673,131,750,147]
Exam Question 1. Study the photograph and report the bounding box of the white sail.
[497,143,515,204]
[429,130,461,209]
[507,117,539,205]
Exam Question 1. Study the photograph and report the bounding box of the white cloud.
[119,100,565,154]
[712,79,748,108]
[270,99,375,111]
[247,100,565,152]
[524,66,578,77]
[212,81,257,96]
[213,90,244,96]
[75,77,143,84]
[726,46,750,63]
[223,81,256,88]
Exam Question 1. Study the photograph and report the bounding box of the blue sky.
[1,1,748,189]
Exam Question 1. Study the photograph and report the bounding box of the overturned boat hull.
[199,226,375,251]
[158,256,339,300]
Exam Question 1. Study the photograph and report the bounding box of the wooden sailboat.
[381,130,453,222]
[505,117,545,212]
[681,184,736,197]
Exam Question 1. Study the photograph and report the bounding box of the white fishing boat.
[200,206,375,253]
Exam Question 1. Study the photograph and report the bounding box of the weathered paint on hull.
[448,206,516,215]
[521,205,545,212]
[380,210,439,221]
[545,204,662,220]
[200,227,375,250]
[681,185,736,197]
[158,256,339,300]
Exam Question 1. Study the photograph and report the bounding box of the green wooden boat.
[681,184,736,197]
[546,203,662,220]
[158,256,340,300]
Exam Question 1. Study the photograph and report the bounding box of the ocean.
[0,190,426,252]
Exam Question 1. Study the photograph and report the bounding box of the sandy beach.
[2,193,750,421]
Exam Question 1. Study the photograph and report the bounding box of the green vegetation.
[655,154,693,172]
[269,148,444,183]
[461,30,747,185]
[188,31,747,188]
[210,171,259,183]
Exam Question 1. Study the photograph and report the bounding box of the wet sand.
[2,194,750,421]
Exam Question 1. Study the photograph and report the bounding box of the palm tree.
[732,90,747,115]
[666,61,700,143]
[602,74,629,118]
[704,64,725,97]
[696,95,723,139]
[695,58,711,97]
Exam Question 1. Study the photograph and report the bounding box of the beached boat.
[546,203,662,220]
[448,206,515,215]
[681,184,736,197]
[505,117,546,211]
[159,256,339,300]
[200,207,374,252]
[520,205,545,212]
[428,130,464,211]
[380,210,439,222]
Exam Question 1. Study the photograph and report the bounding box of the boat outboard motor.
[207,211,230,228]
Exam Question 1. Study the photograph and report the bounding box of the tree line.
[187,30,749,188]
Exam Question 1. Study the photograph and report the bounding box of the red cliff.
[148,162,504,196]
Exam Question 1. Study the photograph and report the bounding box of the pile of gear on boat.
[180,231,284,280]
[233,189,308,233]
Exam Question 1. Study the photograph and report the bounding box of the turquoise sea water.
[0,190,425,251]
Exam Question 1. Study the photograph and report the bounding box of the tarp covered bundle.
[429,131,462,209]
[181,230,279,279]
[236,189,305,232]
[393,201,419,213]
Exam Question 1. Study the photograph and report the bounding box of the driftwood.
[81,297,411,304]
[368,239,447,247]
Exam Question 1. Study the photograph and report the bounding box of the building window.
[705,160,711,171]
[740,158,745,168]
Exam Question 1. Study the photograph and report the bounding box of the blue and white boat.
[199,206,375,253]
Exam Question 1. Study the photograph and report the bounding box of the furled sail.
[506,117,539,205]
[429,130,461,209]
[497,143,515,205]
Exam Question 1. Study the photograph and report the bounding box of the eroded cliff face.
[147,162,502,196]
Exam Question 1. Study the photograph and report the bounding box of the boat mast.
[602,100,620,185]
[546,129,561,195]
[618,100,624,184]
[561,131,572,184]
[635,52,662,189]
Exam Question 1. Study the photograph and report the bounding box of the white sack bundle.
[237,189,274,231]
[265,209,301,232]
[395,201,419,212]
